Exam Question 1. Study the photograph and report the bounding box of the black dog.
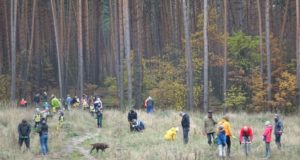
[90,143,109,153]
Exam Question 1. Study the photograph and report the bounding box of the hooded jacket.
[217,130,226,145]
[262,125,273,143]
[164,128,178,141]
[181,113,190,128]
[18,121,31,137]
[217,119,232,137]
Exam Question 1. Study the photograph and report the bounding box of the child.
[132,119,145,132]
[262,121,273,158]
[217,125,226,159]
[19,98,27,107]
[57,111,64,130]
[33,108,41,128]
[164,127,179,141]
[89,105,95,117]
[96,108,103,128]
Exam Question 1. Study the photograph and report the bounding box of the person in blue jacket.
[217,125,227,159]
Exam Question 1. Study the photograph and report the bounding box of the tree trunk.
[51,0,63,98]
[296,0,300,112]
[10,0,17,101]
[111,0,121,108]
[280,0,289,41]
[134,0,143,109]
[84,0,90,83]
[59,0,65,96]
[265,0,272,110]
[78,0,84,98]
[257,0,264,78]
[182,0,193,111]
[203,0,209,113]
[223,0,228,113]
[118,0,125,110]
[24,0,36,92]
[123,0,132,108]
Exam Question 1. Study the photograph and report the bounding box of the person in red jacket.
[239,126,253,155]
[19,98,28,107]
[262,121,273,158]
[239,126,253,144]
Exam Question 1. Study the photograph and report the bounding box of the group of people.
[18,118,49,155]
[18,92,104,156]
[18,93,284,159]
[204,111,284,159]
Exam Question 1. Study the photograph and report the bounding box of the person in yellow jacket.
[89,105,95,117]
[164,127,179,141]
[217,116,233,157]
[33,108,41,128]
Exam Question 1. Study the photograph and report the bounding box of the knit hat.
[218,125,224,130]
[223,115,229,121]
[265,121,271,126]
[179,112,185,117]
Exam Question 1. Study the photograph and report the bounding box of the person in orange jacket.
[217,116,233,156]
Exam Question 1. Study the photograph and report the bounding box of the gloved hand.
[222,143,226,147]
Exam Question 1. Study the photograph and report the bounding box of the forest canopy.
[0,0,299,113]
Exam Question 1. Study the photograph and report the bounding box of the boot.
[227,148,230,157]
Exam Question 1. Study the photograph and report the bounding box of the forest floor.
[0,104,300,160]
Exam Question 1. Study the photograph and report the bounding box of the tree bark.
[296,0,300,112]
[182,0,193,111]
[123,0,132,108]
[257,0,264,78]
[10,0,17,101]
[118,0,125,110]
[280,0,289,41]
[134,0,143,109]
[203,0,209,113]
[51,0,63,98]
[24,0,37,91]
[84,0,90,83]
[223,0,228,113]
[78,0,84,98]
[265,0,272,110]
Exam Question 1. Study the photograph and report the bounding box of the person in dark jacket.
[96,107,103,128]
[128,109,138,131]
[274,114,283,150]
[18,119,31,150]
[38,118,48,155]
[179,112,190,144]
[132,119,145,132]
[33,93,41,108]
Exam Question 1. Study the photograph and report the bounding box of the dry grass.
[0,103,299,160]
